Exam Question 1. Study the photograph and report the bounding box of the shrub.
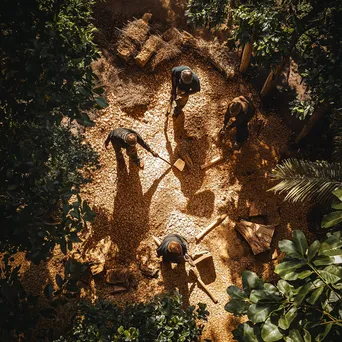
[55,292,209,342]
[225,230,342,341]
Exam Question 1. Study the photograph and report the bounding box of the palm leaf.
[268,159,342,204]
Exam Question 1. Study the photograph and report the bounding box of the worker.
[219,96,255,147]
[157,234,190,264]
[171,66,200,116]
[105,127,159,169]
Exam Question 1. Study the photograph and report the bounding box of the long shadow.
[110,158,171,264]
[167,112,215,218]
[160,261,191,307]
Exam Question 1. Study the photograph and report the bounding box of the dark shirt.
[157,234,188,263]
[105,127,152,152]
[224,96,255,128]
[171,66,200,98]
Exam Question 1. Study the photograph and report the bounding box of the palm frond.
[268,159,342,205]
[331,109,342,162]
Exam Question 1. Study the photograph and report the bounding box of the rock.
[110,285,128,294]
[85,237,116,275]
[140,265,159,278]
[105,268,132,288]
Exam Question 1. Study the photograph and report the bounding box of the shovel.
[158,155,185,172]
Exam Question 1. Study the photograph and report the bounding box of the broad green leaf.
[288,329,304,342]
[261,318,283,341]
[279,240,303,259]
[294,283,313,306]
[308,240,320,261]
[332,188,342,201]
[293,230,308,257]
[225,299,250,315]
[227,285,247,299]
[297,270,313,279]
[314,323,332,341]
[306,287,324,305]
[275,261,306,280]
[314,255,342,266]
[242,271,264,296]
[248,304,273,323]
[303,329,311,342]
[278,306,297,330]
[232,322,259,342]
[319,235,342,256]
[331,202,342,210]
[95,97,109,109]
[320,265,342,284]
[250,290,269,303]
[321,211,342,228]
[277,280,294,298]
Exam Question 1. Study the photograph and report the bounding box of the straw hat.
[125,133,137,146]
[228,98,248,117]
[168,241,182,256]
[180,69,193,84]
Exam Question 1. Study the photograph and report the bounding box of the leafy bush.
[225,230,342,341]
[0,0,104,262]
[55,292,209,342]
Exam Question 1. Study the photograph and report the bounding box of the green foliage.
[225,230,342,342]
[186,0,342,117]
[269,158,342,205]
[0,254,39,340]
[54,292,209,342]
[0,124,98,262]
[185,0,230,28]
[0,0,103,263]
[322,188,342,228]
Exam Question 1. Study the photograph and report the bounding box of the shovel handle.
[158,155,172,166]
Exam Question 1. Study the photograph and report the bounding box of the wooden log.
[295,102,330,144]
[239,40,253,73]
[196,214,228,242]
[260,56,289,98]
[135,35,161,68]
[235,219,276,255]
[200,156,224,170]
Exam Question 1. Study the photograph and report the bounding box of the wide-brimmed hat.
[228,99,248,116]
[168,241,182,256]
[180,69,193,84]
[125,133,138,146]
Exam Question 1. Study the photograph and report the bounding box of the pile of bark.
[116,14,238,79]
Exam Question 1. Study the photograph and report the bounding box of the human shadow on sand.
[110,157,171,264]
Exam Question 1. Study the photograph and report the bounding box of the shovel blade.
[174,158,185,171]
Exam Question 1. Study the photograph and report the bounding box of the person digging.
[156,234,192,264]
[219,95,256,148]
[170,66,200,117]
[105,127,159,169]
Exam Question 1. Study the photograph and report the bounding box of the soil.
[18,1,319,341]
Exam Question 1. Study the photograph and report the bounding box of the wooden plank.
[196,214,228,242]
[236,219,275,255]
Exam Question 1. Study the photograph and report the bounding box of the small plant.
[55,292,209,342]
[225,230,342,341]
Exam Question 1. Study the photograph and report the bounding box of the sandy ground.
[17,2,316,340]
[75,51,311,341]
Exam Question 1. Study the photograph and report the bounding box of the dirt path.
[76,50,312,341]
